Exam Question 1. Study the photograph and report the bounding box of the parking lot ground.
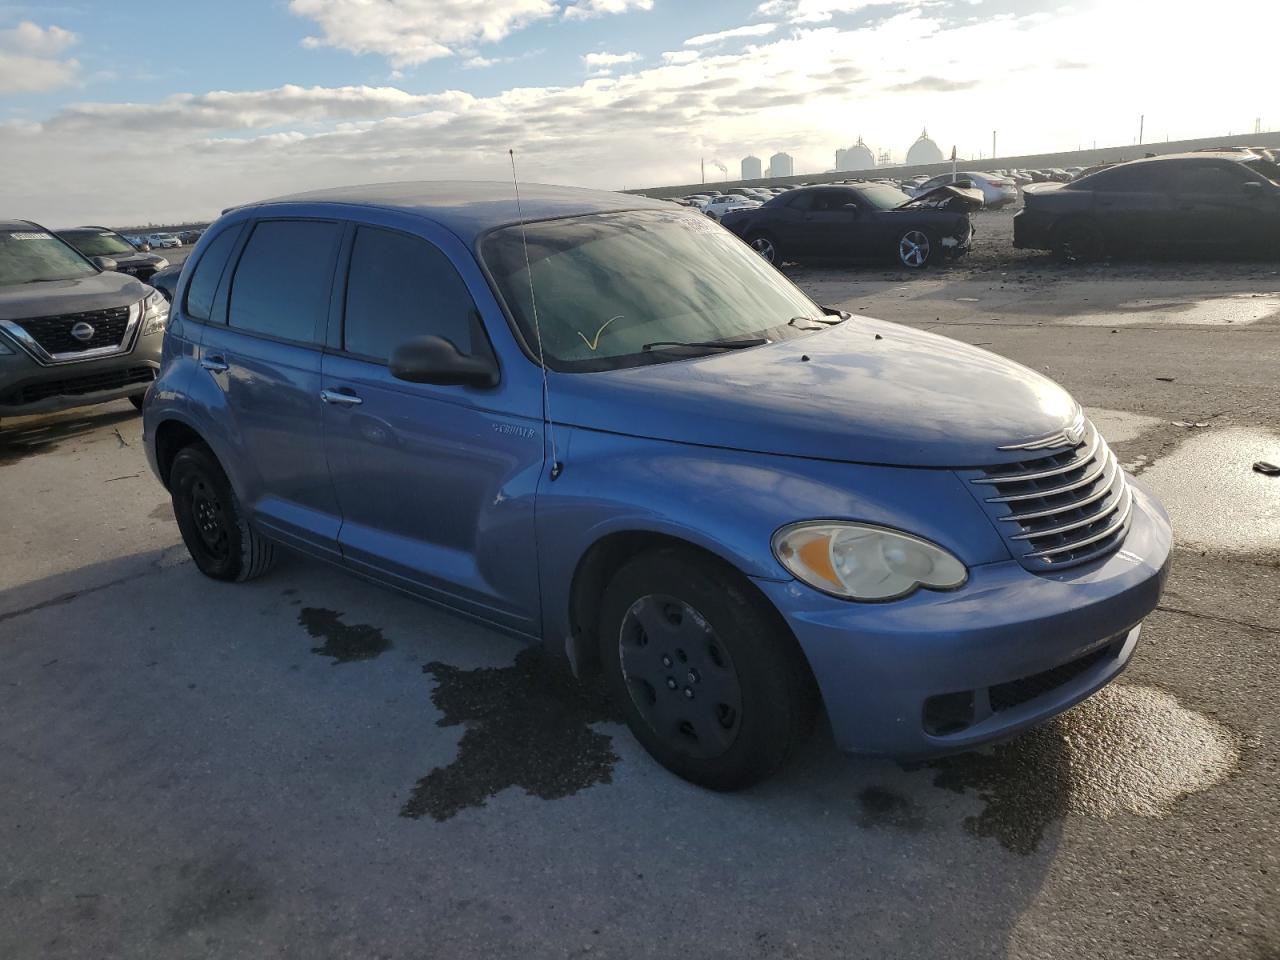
[2,247,1279,959]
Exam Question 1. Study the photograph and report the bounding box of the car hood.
[0,270,149,322]
[1021,182,1065,197]
[549,316,1080,468]
[898,185,986,210]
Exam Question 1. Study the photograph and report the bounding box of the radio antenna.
[509,148,562,480]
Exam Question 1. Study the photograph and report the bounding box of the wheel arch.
[153,416,209,489]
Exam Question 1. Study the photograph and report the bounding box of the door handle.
[320,388,363,407]
[200,355,229,373]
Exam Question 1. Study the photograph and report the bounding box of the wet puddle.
[402,647,623,822]
[1069,293,1280,327]
[1136,426,1280,553]
[298,607,392,664]
[913,684,1238,854]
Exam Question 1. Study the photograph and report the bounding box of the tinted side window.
[1083,165,1165,193]
[809,189,857,212]
[343,226,482,361]
[184,225,242,321]
[228,221,341,343]
[1169,163,1249,194]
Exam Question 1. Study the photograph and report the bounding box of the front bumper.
[755,480,1172,757]
[0,334,162,416]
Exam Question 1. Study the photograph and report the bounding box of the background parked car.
[148,233,182,249]
[720,182,980,268]
[57,226,169,281]
[0,219,167,419]
[124,234,152,251]
[910,172,1019,209]
[1015,151,1280,261]
[700,195,761,221]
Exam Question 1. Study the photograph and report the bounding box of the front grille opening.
[1,366,154,406]
[971,421,1132,571]
[923,690,975,736]
[13,305,131,354]
[988,643,1116,714]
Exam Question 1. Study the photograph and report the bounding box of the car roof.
[247,180,670,243]
[0,219,42,232]
[1128,151,1256,164]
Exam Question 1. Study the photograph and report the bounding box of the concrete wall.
[629,130,1280,198]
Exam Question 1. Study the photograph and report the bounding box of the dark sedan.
[1014,152,1280,261]
[57,226,169,280]
[720,183,981,269]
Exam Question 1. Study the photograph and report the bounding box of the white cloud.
[582,50,642,69]
[0,21,79,94]
[6,0,1279,224]
[289,0,559,66]
[685,23,779,46]
[564,0,654,20]
[661,50,700,65]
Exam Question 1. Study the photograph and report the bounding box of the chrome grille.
[967,420,1132,571]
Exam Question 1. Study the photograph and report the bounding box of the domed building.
[905,128,944,166]
[835,136,876,172]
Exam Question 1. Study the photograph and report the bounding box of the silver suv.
[0,219,168,422]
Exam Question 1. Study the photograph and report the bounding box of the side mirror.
[92,256,118,271]
[389,335,499,388]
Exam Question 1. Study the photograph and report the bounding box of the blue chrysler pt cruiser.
[143,182,1171,789]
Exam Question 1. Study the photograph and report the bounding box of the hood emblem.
[999,410,1088,452]
[69,322,96,342]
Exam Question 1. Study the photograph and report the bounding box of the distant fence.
[628,131,1280,198]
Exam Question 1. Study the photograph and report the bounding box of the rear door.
[196,218,344,557]
[1085,165,1174,250]
[319,222,543,634]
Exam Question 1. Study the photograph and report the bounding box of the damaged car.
[143,182,1170,790]
[719,182,982,268]
[1015,151,1280,261]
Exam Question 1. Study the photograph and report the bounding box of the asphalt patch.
[401,647,623,821]
[856,786,926,832]
[298,607,392,664]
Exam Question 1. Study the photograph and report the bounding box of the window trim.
[180,222,244,324]
[328,221,500,371]
[221,217,344,349]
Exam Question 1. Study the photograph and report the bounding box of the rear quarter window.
[183,225,243,321]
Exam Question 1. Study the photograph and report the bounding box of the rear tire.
[598,548,816,790]
[170,443,275,582]
[1053,219,1105,262]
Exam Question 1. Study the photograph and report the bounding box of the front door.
[320,223,543,634]
[197,218,344,557]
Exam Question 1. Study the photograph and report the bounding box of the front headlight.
[772,521,968,601]
[140,288,169,336]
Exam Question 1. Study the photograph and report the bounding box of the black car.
[1014,152,1280,261]
[720,183,982,269]
[147,261,181,301]
[57,226,169,280]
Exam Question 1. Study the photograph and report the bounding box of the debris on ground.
[1156,377,1175,382]
[1254,461,1280,476]
[1172,421,1209,428]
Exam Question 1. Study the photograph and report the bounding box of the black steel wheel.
[170,443,275,582]
[598,548,817,790]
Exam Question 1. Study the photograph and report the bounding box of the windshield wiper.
[642,337,769,353]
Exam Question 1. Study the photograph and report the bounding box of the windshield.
[61,230,137,257]
[0,228,97,286]
[483,209,827,371]
[857,185,913,210]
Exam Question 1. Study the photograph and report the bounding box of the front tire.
[170,443,275,582]
[897,228,935,268]
[598,548,816,790]
[1053,219,1105,262]
[748,233,782,266]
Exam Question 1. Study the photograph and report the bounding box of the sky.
[0,0,1276,225]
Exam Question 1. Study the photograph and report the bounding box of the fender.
[536,426,1012,657]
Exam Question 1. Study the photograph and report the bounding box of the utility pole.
[700,158,705,185]
[1138,115,1144,145]
[992,130,997,160]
